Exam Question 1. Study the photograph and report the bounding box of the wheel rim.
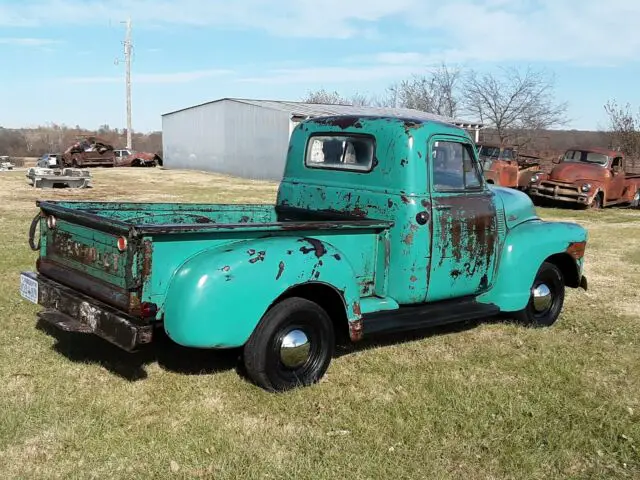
[532,283,552,314]
[279,329,311,368]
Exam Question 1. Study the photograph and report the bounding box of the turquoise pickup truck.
[20,116,588,392]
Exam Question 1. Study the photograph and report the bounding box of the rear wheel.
[631,189,640,208]
[513,262,565,327]
[243,297,335,392]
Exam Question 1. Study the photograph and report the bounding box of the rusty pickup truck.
[479,144,542,191]
[529,147,640,209]
[20,116,589,392]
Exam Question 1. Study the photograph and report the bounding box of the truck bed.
[35,201,391,316]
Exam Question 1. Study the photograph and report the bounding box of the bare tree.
[386,63,461,117]
[301,88,371,106]
[604,100,640,159]
[462,66,568,146]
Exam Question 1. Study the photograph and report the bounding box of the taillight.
[116,236,128,252]
[46,215,57,229]
[140,302,158,318]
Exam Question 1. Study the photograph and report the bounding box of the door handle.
[416,211,430,225]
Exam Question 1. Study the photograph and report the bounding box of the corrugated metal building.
[161,98,483,181]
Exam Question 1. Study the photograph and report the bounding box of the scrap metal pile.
[26,166,92,189]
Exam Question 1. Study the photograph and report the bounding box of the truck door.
[609,156,626,200]
[427,137,500,302]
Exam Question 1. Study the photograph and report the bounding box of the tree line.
[301,64,640,162]
[0,123,162,159]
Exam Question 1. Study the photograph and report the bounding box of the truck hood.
[549,162,605,183]
[490,185,538,229]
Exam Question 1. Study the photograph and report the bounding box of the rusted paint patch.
[333,253,341,261]
[195,216,212,224]
[298,238,327,258]
[402,224,419,246]
[349,318,364,342]
[410,275,418,283]
[436,196,497,278]
[276,261,285,280]
[248,251,266,264]
[313,116,363,129]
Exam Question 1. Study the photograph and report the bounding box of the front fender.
[163,236,360,348]
[478,219,588,311]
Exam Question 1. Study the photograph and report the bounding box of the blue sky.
[1,0,639,133]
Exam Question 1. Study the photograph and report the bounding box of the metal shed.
[161,98,483,181]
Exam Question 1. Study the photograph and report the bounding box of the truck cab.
[20,116,589,392]
[529,147,640,208]
[479,144,541,190]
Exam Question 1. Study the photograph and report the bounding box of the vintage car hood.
[490,185,538,230]
[549,162,606,183]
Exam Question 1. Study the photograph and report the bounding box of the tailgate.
[37,215,142,313]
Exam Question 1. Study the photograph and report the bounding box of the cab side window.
[432,141,483,191]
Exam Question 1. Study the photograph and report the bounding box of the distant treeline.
[0,123,162,158]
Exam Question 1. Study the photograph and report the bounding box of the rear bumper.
[529,183,590,205]
[20,271,153,351]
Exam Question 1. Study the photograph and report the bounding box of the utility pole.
[124,17,133,149]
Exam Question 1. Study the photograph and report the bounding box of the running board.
[362,297,500,336]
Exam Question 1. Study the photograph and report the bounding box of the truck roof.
[302,114,466,134]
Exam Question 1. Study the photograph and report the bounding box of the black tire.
[243,297,335,392]
[512,262,565,327]
[631,189,640,208]
[590,192,603,210]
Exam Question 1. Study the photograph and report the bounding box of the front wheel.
[631,189,640,208]
[243,297,335,392]
[513,262,565,327]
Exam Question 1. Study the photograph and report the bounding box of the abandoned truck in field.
[20,115,589,392]
[477,144,542,190]
[529,147,640,209]
[62,136,115,168]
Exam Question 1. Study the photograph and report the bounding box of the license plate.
[20,274,39,304]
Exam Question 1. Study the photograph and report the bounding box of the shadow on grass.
[36,314,510,384]
[36,319,243,382]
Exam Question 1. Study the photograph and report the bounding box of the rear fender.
[163,236,360,348]
[477,219,588,311]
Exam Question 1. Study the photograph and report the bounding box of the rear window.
[305,135,374,172]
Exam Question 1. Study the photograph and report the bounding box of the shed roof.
[162,97,483,129]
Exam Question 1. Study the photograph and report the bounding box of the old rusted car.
[20,115,589,392]
[61,136,115,168]
[478,144,542,190]
[113,148,161,167]
[529,147,640,209]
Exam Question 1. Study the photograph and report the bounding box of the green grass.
[1,168,639,479]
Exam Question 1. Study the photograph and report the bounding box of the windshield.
[479,146,500,159]
[563,150,608,166]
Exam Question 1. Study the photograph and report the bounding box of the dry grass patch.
[0,168,638,479]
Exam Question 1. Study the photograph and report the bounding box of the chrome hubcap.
[279,329,310,368]
[532,283,552,312]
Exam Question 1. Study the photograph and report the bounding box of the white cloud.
[65,68,233,84]
[0,37,61,46]
[1,0,639,64]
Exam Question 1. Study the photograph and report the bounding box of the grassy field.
[0,167,638,479]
